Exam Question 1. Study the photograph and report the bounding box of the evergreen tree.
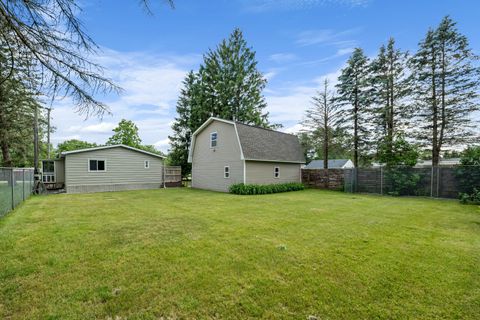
[169,28,273,176]
[336,48,371,167]
[168,72,200,175]
[0,34,48,167]
[369,38,412,161]
[410,16,480,166]
[302,79,343,168]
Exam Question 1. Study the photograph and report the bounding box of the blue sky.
[52,0,480,151]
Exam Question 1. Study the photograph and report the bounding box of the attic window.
[274,166,280,178]
[210,132,218,148]
[144,160,150,169]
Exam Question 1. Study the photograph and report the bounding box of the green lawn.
[0,189,479,319]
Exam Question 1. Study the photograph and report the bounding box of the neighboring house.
[304,159,355,169]
[415,158,461,167]
[41,144,165,193]
[188,117,305,192]
[371,158,462,168]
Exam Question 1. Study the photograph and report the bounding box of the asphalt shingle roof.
[304,159,350,169]
[235,122,305,163]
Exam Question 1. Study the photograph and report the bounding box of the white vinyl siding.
[192,121,244,192]
[65,147,164,193]
[245,161,301,185]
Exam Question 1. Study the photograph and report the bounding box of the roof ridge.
[235,121,297,137]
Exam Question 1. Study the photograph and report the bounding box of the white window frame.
[144,160,150,169]
[274,166,280,179]
[210,132,218,148]
[42,160,55,174]
[42,174,55,183]
[224,166,230,179]
[88,159,107,172]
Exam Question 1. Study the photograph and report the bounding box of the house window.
[144,160,150,169]
[42,174,55,183]
[210,132,218,148]
[224,166,230,178]
[274,166,280,178]
[42,160,55,173]
[89,159,106,172]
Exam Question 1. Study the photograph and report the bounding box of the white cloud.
[269,53,298,63]
[68,122,116,134]
[265,67,344,129]
[243,0,370,12]
[296,28,360,47]
[282,123,305,134]
[50,49,200,153]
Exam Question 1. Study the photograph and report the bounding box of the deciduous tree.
[303,79,343,168]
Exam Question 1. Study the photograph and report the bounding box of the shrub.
[459,188,480,205]
[229,182,305,195]
[384,167,421,196]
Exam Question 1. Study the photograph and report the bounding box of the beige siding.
[245,161,301,185]
[191,121,244,192]
[54,159,65,184]
[65,147,164,193]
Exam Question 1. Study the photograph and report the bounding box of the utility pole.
[33,104,39,174]
[47,107,51,159]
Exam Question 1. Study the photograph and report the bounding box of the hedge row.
[229,182,305,195]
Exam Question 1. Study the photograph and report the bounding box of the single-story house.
[371,158,462,168]
[415,158,461,167]
[188,117,305,192]
[304,159,355,169]
[41,144,165,193]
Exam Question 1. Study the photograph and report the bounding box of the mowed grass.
[0,189,479,319]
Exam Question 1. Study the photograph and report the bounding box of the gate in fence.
[0,168,35,217]
[164,166,182,187]
[303,165,480,199]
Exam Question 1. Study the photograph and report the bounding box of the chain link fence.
[343,165,480,199]
[0,168,35,217]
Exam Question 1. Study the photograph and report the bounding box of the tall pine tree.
[336,48,371,167]
[169,28,273,175]
[369,38,412,162]
[410,16,480,166]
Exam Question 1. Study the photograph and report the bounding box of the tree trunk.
[323,83,329,170]
[0,92,12,167]
[388,57,394,153]
[438,40,447,164]
[431,45,439,167]
[1,139,12,167]
[353,82,359,168]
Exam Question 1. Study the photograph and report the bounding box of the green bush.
[459,188,480,205]
[384,167,421,196]
[229,182,305,195]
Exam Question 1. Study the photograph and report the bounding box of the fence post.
[22,169,25,201]
[437,166,440,198]
[430,166,434,198]
[11,168,15,210]
[380,167,383,195]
